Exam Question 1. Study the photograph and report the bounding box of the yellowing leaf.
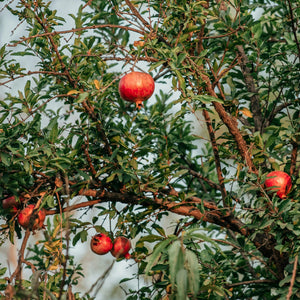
[94,79,100,90]
[67,90,81,95]
[133,40,145,47]
[240,107,253,118]
[48,265,59,271]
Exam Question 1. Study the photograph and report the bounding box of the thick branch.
[198,69,257,173]
[45,187,285,278]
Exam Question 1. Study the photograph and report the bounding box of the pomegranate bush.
[0,0,299,299]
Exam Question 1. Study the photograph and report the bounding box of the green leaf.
[0,152,10,166]
[0,267,7,277]
[176,269,188,300]
[73,232,82,246]
[76,92,89,103]
[186,249,199,296]
[168,241,182,289]
[195,95,223,103]
[145,236,177,274]
[149,60,166,72]
[80,230,88,243]
[152,223,166,237]
[138,235,164,243]
[177,52,187,66]
[253,22,262,40]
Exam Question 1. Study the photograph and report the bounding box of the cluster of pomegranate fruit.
[118,71,155,109]
[90,233,131,259]
[1,196,46,231]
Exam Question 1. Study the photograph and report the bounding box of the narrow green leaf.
[145,237,176,274]
[152,223,166,237]
[138,235,164,243]
[186,249,199,296]
[76,92,89,103]
[176,269,188,300]
[168,241,182,289]
[149,60,166,72]
[253,23,262,40]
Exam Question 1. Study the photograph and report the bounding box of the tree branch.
[8,24,144,48]
[81,99,113,156]
[124,0,152,31]
[202,108,227,205]
[225,279,276,288]
[286,0,300,59]
[236,45,263,132]
[180,166,221,190]
[290,141,298,177]
[287,255,298,300]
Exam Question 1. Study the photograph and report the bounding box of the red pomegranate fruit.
[17,204,46,230]
[2,196,24,211]
[118,71,155,108]
[111,236,131,259]
[90,233,113,255]
[265,171,292,199]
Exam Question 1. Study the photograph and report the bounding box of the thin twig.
[226,279,276,288]
[8,24,144,48]
[287,255,298,300]
[202,108,227,205]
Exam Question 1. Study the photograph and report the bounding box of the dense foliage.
[0,0,299,299]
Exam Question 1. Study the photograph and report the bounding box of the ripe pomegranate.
[118,71,155,108]
[265,171,292,199]
[111,236,131,259]
[90,233,113,255]
[2,196,23,210]
[17,204,46,230]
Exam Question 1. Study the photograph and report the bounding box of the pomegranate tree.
[265,171,292,199]
[118,71,155,108]
[90,233,113,255]
[17,204,46,230]
[111,236,131,259]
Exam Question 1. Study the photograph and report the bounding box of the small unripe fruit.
[90,233,113,255]
[17,204,46,230]
[118,71,155,108]
[111,236,131,259]
[265,171,292,199]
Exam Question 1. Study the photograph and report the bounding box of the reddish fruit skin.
[265,171,292,199]
[111,236,131,259]
[17,204,46,230]
[90,233,113,255]
[118,72,155,108]
[2,196,24,210]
